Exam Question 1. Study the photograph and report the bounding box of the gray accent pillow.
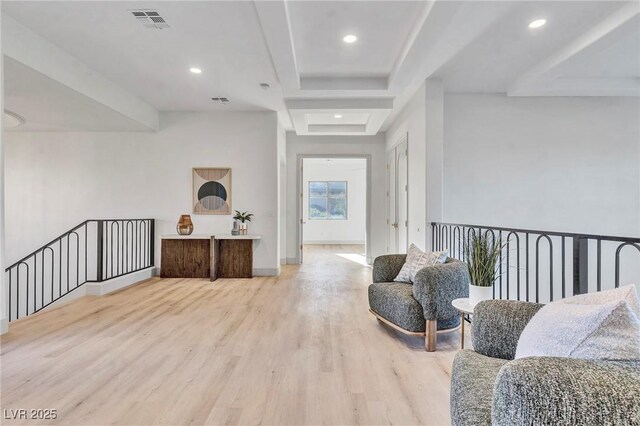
[394,243,447,283]
[515,285,640,360]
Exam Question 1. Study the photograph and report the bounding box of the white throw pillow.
[515,285,640,360]
[394,244,448,283]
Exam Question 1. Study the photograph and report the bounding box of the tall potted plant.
[464,231,503,306]
[233,210,254,235]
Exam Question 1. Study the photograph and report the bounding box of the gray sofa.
[368,254,469,351]
[451,299,640,425]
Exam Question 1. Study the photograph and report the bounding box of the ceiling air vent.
[130,10,169,29]
[211,97,230,105]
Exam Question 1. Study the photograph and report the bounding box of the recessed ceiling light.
[528,19,547,29]
[343,34,357,43]
[334,114,343,119]
[190,67,202,74]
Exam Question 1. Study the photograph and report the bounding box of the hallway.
[1,246,464,425]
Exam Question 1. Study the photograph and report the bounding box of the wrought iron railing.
[5,219,155,322]
[431,222,640,303]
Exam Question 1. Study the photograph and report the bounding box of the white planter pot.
[469,284,493,307]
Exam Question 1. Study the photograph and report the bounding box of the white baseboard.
[286,257,300,265]
[280,258,287,265]
[42,285,89,311]
[303,240,366,245]
[3,267,158,331]
[42,267,158,313]
[253,268,280,276]
[86,267,158,296]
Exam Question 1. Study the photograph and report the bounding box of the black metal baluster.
[141,219,145,268]
[120,221,124,275]
[9,270,12,321]
[525,233,530,302]
[506,235,510,300]
[59,239,62,299]
[431,224,435,251]
[34,252,38,313]
[41,250,45,310]
[66,234,70,292]
[110,221,115,279]
[515,233,520,301]
[597,239,601,291]
[561,236,566,299]
[498,230,503,299]
[149,220,155,267]
[96,220,104,282]
[16,267,20,319]
[124,221,129,273]
[85,223,88,283]
[70,232,79,289]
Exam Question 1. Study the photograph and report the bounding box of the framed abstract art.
[192,167,232,215]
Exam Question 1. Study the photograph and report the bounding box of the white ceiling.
[564,33,639,79]
[289,1,425,77]
[4,57,151,132]
[434,1,628,92]
[306,113,369,125]
[2,1,639,134]
[305,158,366,166]
[2,1,284,112]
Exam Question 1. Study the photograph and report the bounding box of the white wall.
[425,80,444,250]
[0,9,8,334]
[443,93,640,295]
[443,94,640,237]
[302,158,366,244]
[277,119,287,267]
[385,82,428,250]
[5,112,280,275]
[286,133,386,264]
[384,85,639,297]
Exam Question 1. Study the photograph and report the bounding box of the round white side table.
[452,298,474,349]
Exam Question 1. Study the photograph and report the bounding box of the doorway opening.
[297,156,370,264]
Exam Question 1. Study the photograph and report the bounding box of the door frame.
[296,154,372,264]
[387,133,409,254]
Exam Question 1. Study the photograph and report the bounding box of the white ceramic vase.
[469,284,493,307]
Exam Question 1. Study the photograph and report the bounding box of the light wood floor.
[1,245,467,425]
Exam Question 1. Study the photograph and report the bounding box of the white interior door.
[387,153,397,253]
[397,141,408,253]
[387,136,409,254]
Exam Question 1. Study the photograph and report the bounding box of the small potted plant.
[233,210,254,235]
[464,231,503,306]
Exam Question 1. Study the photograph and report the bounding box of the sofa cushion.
[450,350,508,426]
[515,285,640,360]
[368,282,425,332]
[394,243,447,283]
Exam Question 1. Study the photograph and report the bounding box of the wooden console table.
[160,234,261,280]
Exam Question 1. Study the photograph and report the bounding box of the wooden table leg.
[210,237,219,282]
[461,313,465,349]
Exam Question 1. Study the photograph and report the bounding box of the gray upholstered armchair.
[368,254,469,351]
[451,300,640,425]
